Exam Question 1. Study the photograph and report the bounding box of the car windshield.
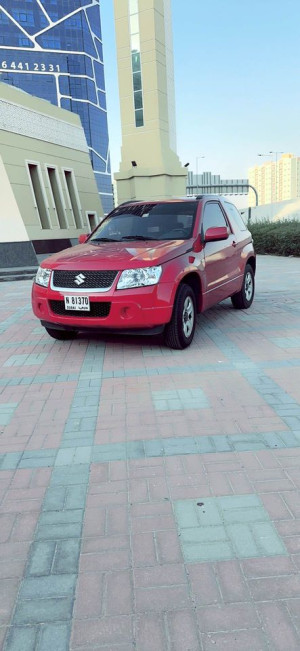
[89,202,197,243]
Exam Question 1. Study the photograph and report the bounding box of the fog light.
[120,307,131,319]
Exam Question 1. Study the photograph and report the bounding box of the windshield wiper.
[91,237,120,242]
[121,235,156,241]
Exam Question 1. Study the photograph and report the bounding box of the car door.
[223,201,250,281]
[200,201,239,308]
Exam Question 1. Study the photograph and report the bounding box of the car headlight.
[117,266,162,290]
[35,267,51,288]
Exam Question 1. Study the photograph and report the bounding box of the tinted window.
[202,202,228,235]
[225,202,247,231]
[89,202,197,242]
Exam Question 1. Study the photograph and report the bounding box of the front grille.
[52,270,118,289]
[49,300,111,318]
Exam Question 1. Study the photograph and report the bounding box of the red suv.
[32,196,255,349]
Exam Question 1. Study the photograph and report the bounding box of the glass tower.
[0,0,113,214]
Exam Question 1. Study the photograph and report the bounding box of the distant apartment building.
[248,154,300,207]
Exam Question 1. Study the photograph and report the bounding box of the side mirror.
[78,233,89,244]
[204,226,229,242]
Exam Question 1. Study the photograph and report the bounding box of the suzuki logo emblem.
[74,273,86,286]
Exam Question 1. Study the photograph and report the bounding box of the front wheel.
[231,264,255,309]
[164,284,196,349]
[45,327,77,341]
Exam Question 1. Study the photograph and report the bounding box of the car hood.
[42,240,192,270]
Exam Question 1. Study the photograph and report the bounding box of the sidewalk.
[0,255,300,650]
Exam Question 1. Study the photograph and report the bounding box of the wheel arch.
[247,256,256,275]
[177,272,203,313]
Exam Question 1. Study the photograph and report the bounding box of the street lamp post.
[195,156,205,194]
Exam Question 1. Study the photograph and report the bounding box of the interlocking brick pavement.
[1,255,300,649]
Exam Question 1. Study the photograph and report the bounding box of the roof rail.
[196,194,225,200]
[117,199,142,206]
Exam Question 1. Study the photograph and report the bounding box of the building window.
[64,170,82,228]
[27,163,50,229]
[129,0,144,128]
[86,212,98,232]
[47,167,67,228]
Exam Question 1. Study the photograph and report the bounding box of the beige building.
[248,153,300,207]
[113,0,187,204]
[0,82,103,270]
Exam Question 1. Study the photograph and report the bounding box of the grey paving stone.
[38,623,70,651]
[26,541,56,577]
[60,437,94,448]
[62,429,94,441]
[55,449,76,466]
[19,575,77,600]
[42,487,66,512]
[1,452,22,470]
[39,509,83,526]
[18,458,54,469]
[4,625,38,651]
[50,465,90,486]
[73,446,92,464]
[0,413,13,425]
[126,440,145,459]
[64,485,87,510]
[69,406,98,417]
[52,539,81,575]
[22,449,55,460]
[260,432,288,448]
[213,436,233,452]
[14,597,73,625]
[36,522,82,541]
[196,437,216,454]
[163,437,197,456]
[144,440,165,457]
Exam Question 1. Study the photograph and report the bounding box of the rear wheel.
[231,264,255,309]
[45,327,77,341]
[164,284,196,349]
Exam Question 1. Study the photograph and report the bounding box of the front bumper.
[32,281,174,332]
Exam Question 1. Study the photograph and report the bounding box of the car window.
[89,202,197,241]
[224,202,247,231]
[201,202,228,236]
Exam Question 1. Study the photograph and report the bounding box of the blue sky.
[101,0,300,186]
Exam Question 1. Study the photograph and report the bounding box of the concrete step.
[0,267,37,282]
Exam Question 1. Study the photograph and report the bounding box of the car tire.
[45,327,77,341]
[231,264,255,309]
[164,284,196,349]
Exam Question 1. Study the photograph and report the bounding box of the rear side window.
[224,202,247,231]
[201,202,228,236]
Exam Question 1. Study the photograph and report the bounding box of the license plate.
[64,295,90,311]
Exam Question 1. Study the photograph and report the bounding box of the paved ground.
[0,254,300,650]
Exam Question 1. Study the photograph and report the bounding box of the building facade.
[0,0,113,213]
[0,82,103,270]
[113,0,187,204]
[248,154,300,207]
